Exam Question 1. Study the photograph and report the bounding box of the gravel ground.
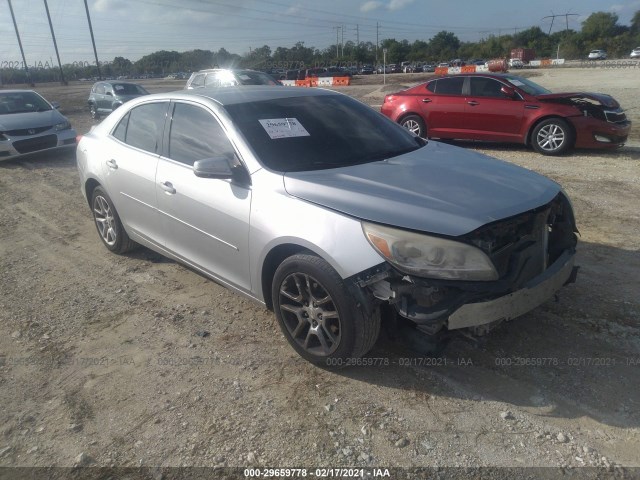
[0,67,638,478]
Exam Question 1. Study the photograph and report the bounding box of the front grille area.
[465,193,577,287]
[13,135,58,154]
[4,126,51,136]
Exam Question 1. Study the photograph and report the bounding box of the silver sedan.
[76,86,578,365]
[0,90,77,161]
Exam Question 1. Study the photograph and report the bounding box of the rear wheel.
[400,114,426,138]
[531,118,573,155]
[91,186,137,254]
[272,254,380,366]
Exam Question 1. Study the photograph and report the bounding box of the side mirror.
[105,91,113,96]
[193,157,235,179]
[500,86,517,99]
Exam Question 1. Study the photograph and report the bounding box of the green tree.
[427,31,460,60]
[581,12,619,42]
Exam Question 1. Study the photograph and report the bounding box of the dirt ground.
[0,67,639,477]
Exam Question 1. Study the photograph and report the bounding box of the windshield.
[0,91,52,114]
[113,83,149,95]
[504,75,551,96]
[235,71,280,86]
[225,94,422,172]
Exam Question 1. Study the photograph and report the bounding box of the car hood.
[536,92,619,108]
[283,141,561,237]
[0,109,65,131]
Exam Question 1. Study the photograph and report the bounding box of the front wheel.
[400,115,426,138]
[91,186,137,254]
[272,254,380,366]
[531,118,574,155]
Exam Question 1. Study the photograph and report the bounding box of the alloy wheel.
[536,123,566,152]
[278,272,341,356]
[93,195,117,246]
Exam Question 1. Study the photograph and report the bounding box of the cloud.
[387,0,415,11]
[93,0,128,13]
[360,1,382,13]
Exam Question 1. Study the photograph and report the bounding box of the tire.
[90,186,137,254]
[400,114,426,138]
[531,118,574,155]
[272,254,380,366]
[89,104,99,119]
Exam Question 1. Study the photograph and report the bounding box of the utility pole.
[333,26,340,58]
[43,0,66,85]
[341,24,344,57]
[356,24,359,46]
[542,12,578,35]
[376,22,379,66]
[83,0,101,79]
[7,0,33,86]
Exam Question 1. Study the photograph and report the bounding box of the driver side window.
[168,103,236,166]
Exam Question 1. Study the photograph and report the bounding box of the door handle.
[467,101,479,106]
[421,98,432,103]
[160,181,176,195]
[106,159,118,169]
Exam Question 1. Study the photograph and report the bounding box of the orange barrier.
[308,78,319,87]
[295,79,310,87]
[540,59,552,68]
[435,67,448,75]
[461,65,477,73]
[332,76,351,86]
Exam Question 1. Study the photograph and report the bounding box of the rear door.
[103,101,169,243]
[417,76,467,138]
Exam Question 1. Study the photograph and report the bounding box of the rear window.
[434,77,464,95]
[225,94,422,172]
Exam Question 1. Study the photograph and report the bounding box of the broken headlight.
[362,222,498,281]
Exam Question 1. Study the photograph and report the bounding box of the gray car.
[185,69,281,89]
[76,86,578,365]
[88,81,149,119]
[0,90,77,161]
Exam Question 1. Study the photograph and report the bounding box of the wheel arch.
[84,178,101,207]
[260,243,316,310]
[397,110,424,125]
[526,115,576,148]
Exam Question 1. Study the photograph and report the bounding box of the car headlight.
[362,222,498,281]
[54,120,71,131]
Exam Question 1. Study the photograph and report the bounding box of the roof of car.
[180,85,339,106]
[0,89,38,94]
[193,68,264,74]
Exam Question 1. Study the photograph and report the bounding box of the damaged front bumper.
[355,192,579,335]
[447,250,576,330]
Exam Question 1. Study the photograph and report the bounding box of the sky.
[1,0,639,67]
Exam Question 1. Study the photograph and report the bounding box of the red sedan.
[380,73,631,155]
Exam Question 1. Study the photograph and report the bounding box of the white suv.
[631,47,640,59]
[588,50,607,60]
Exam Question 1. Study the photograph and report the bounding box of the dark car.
[381,73,631,155]
[88,81,149,119]
[185,68,281,89]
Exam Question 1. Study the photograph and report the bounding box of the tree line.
[1,10,638,85]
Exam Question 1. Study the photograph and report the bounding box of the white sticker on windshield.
[259,118,310,139]
[509,79,525,86]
